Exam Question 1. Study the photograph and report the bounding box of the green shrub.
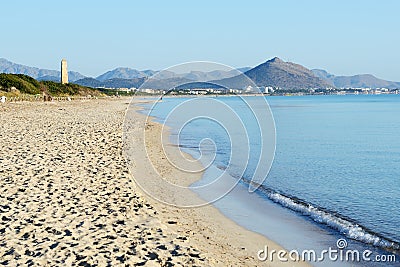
[0,73,104,97]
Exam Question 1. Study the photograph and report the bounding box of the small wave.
[243,179,400,253]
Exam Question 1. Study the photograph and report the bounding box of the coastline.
[123,98,310,266]
[0,98,308,266]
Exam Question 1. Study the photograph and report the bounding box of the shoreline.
[0,97,308,266]
[123,98,309,266]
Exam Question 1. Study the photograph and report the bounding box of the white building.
[229,88,241,94]
[264,86,274,93]
[244,85,254,92]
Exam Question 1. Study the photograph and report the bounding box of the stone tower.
[61,59,68,84]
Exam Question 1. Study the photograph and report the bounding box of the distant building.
[137,88,162,94]
[245,85,254,92]
[264,86,274,93]
[229,88,241,94]
[61,59,68,84]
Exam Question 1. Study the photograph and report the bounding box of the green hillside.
[0,73,104,97]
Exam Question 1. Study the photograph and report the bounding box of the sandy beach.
[0,98,308,266]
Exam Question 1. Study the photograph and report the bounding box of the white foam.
[267,192,400,251]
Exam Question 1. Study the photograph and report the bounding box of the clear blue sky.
[2,0,400,80]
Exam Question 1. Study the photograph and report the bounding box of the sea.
[139,94,400,266]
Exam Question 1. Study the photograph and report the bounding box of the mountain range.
[1,57,399,90]
[95,67,252,82]
[0,58,85,82]
[312,69,400,89]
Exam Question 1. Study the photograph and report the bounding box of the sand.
[0,98,309,266]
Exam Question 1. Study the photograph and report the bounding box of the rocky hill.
[96,68,156,81]
[214,57,332,90]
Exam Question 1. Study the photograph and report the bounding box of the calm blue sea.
[140,94,400,266]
